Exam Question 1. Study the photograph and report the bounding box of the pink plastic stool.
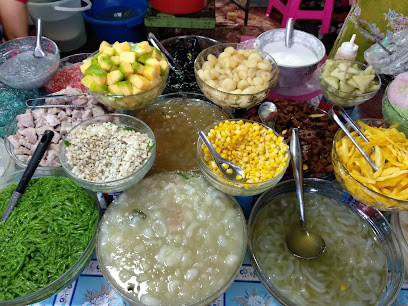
[266,0,334,35]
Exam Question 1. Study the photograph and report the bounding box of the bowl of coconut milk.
[255,29,325,87]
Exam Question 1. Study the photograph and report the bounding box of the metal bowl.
[255,29,325,87]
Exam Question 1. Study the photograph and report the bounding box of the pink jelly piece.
[45,64,86,93]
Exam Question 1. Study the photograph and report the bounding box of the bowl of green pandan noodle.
[0,168,100,305]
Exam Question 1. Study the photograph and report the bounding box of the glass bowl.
[197,119,290,196]
[0,167,100,306]
[45,53,91,93]
[319,60,381,107]
[0,36,60,89]
[391,212,408,278]
[248,178,404,306]
[194,43,279,109]
[59,114,156,193]
[160,35,220,93]
[133,92,232,174]
[96,172,247,305]
[332,118,408,211]
[82,50,169,111]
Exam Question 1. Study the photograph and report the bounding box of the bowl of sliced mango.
[80,41,169,111]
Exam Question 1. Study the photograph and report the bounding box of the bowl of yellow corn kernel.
[197,119,290,196]
[332,118,408,211]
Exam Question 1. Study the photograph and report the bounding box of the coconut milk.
[263,41,318,67]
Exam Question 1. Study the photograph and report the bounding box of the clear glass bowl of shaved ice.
[0,36,60,89]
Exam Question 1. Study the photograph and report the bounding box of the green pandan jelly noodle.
[0,176,98,301]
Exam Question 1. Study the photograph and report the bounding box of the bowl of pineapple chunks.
[319,59,381,107]
[80,40,169,111]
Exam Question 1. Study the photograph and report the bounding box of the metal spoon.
[258,101,278,129]
[285,18,294,48]
[286,128,326,260]
[34,19,46,58]
[328,107,378,172]
[147,32,183,76]
[198,131,246,181]
[1,130,54,222]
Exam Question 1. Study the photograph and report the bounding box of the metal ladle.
[286,128,326,260]
[285,18,294,48]
[258,101,278,129]
[147,32,183,77]
[198,131,246,181]
[33,19,46,58]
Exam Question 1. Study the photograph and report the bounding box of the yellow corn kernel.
[222,163,229,170]
[226,168,233,175]
[341,283,347,291]
[303,164,308,170]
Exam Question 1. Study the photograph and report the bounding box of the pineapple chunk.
[119,62,133,77]
[99,41,111,52]
[129,74,150,91]
[114,41,131,55]
[159,60,169,76]
[111,56,120,66]
[80,61,92,75]
[132,41,151,57]
[91,70,107,86]
[323,76,339,89]
[132,62,144,75]
[150,76,161,88]
[98,56,113,71]
[107,70,124,85]
[102,46,116,57]
[118,80,133,95]
[81,74,94,88]
[339,80,354,93]
[108,84,123,96]
[352,75,375,93]
[89,82,108,94]
[142,65,158,81]
[145,58,160,75]
[132,85,142,95]
[120,51,136,63]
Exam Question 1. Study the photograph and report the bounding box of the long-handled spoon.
[1,130,54,222]
[198,131,246,181]
[286,128,326,260]
[285,18,294,48]
[34,19,46,58]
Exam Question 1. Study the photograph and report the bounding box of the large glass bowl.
[194,43,279,109]
[133,92,232,174]
[0,36,60,89]
[319,59,381,107]
[96,172,247,306]
[332,118,408,211]
[248,178,404,306]
[82,50,169,111]
[0,167,100,306]
[59,114,156,193]
[197,119,290,196]
[391,212,408,278]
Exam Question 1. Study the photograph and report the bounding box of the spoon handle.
[198,131,223,165]
[36,19,42,49]
[147,32,183,72]
[290,128,305,223]
[285,18,294,48]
